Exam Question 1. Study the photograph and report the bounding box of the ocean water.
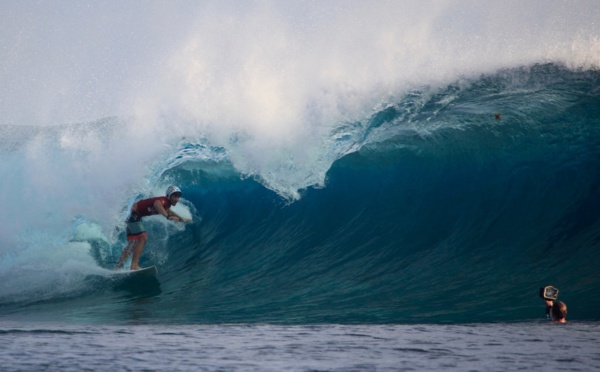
[1,322,599,371]
[1,1,600,370]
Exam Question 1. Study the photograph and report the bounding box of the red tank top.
[134,196,171,217]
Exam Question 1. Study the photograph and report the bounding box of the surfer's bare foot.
[130,265,141,271]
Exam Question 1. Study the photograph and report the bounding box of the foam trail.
[0,120,182,301]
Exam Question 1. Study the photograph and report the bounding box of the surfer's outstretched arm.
[153,199,170,219]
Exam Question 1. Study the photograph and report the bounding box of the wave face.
[1,64,598,324]
[1,2,599,324]
[149,65,600,324]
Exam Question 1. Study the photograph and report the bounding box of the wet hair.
[552,300,567,320]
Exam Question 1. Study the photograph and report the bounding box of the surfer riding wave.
[116,186,191,270]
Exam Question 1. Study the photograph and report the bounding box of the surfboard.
[113,266,158,277]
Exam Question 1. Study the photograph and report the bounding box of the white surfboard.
[113,265,158,277]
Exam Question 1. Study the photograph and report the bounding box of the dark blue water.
[148,65,600,324]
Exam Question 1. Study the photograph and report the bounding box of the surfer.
[116,186,191,270]
[544,299,567,323]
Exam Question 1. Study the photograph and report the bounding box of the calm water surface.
[1,322,598,371]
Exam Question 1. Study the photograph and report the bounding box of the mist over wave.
[2,1,599,196]
[0,1,599,323]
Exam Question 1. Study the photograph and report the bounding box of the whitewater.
[1,1,600,370]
